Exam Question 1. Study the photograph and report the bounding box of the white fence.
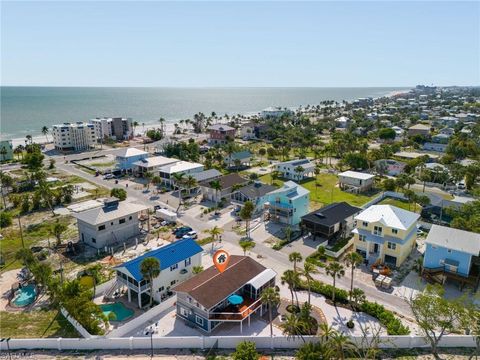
[107,296,176,338]
[325,238,354,259]
[362,191,407,209]
[60,308,94,339]
[0,335,476,351]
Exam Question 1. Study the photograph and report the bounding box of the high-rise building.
[52,122,96,151]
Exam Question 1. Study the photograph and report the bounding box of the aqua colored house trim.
[266,181,310,226]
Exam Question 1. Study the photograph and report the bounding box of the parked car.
[182,231,197,239]
[103,174,114,180]
[175,227,193,238]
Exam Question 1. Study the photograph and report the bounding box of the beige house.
[338,171,375,193]
[352,205,419,267]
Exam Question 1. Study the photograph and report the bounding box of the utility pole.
[17,214,24,248]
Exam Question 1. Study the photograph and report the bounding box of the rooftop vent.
[314,212,325,218]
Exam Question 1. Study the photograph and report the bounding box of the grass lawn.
[0,309,79,338]
[378,197,421,213]
[259,172,379,208]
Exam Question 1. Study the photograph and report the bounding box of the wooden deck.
[209,297,262,321]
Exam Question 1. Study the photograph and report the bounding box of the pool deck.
[94,294,144,331]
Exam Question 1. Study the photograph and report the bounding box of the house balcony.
[209,297,262,322]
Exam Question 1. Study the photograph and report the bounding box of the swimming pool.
[12,284,37,307]
[100,302,134,322]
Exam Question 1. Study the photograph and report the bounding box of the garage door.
[384,255,397,267]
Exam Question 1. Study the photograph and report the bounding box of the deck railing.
[209,298,262,321]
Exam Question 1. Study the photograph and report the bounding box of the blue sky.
[1,1,479,87]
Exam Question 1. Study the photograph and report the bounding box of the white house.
[72,198,149,249]
[115,147,149,171]
[338,171,375,193]
[114,238,203,308]
[274,159,315,181]
[133,155,178,176]
[335,116,351,129]
[260,107,293,118]
[158,161,204,187]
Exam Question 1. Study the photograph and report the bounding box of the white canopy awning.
[247,269,277,289]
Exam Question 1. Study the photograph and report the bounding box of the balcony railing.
[209,297,262,321]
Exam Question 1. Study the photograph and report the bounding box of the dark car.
[174,226,193,238]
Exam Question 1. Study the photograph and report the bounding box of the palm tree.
[203,225,224,253]
[350,288,366,310]
[192,265,204,274]
[0,147,7,162]
[50,220,68,247]
[41,126,49,143]
[325,262,345,303]
[318,323,335,341]
[239,200,255,238]
[260,287,280,337]
[281,313,306,342]
[330,331,357,360]
[344,252,363,302]
[26,134,32,144]
[14,145,24,161]
[281,269,300,308]
[208,179,222,209]
[289,251,303,272]
[172,172,185,213]
[302,262,318,305]
[133,121,139,135]
[144,171,153,190]
[294,165,305,181]
[140,257,161,308]
[183,175,197,198]
[239,239,255,256]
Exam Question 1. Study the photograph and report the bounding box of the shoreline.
[4,87,411,147]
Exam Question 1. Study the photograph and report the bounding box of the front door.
[373,243,379,253]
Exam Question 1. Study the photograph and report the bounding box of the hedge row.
[299,280,410,335]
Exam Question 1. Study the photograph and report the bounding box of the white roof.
[355,205,419,231]
[339,171,375,180]
[247,269,277,289]
[115,147,148,158]
[409,124,430,130]
[425,225,480,255]
[72,201,149,225]
[159,161,203,174]
[133,156,178,168]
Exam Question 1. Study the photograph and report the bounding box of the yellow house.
[352,205,420,267]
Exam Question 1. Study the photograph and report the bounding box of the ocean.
[0,86,409,141]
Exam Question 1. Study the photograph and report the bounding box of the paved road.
[55,159,414,321]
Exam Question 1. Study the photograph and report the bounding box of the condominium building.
[52,122,96,151]
[90,117,133,142]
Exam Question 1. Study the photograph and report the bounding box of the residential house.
[335,116,351,129]
[391,126,405,139]
[240,122,257,140]
[421,196,474,223]
[115,147,149,171]
[374,159,406,176]
[265,181,310,226]
[274,159,315,181]
[133,155,178,176]
[72,198,149,249]
[422,225,480,290]
[191,169,222,183]
[207,124,236,145]
[158,161,204,187]
[199,173,249,204]
[438,116,459,127]
[301,202,362,241]
[439,127,455,136]
[224,151,252,169]
[423,133,450,152]
[352,205,420,267]
[338,171,375,193]
[114,238,203,308]
[173,256,276,333]
[408,124,431,136]
[260,107,293,119]
[0,140,14,162]
[231,182,277,214]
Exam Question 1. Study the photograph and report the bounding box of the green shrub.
[0,211,12,228]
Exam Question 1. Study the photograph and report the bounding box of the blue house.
[423,225,480,290]
[115,147,149,171]
[113,238,203,308]
[265,181,310,226]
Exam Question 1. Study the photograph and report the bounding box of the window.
[119,218,126,224]
[158,286,164,292]
[170,280,177,286]
[111,222,114,225]
[392,229,398,235]
[359,234,366,242]
[447,249,452,253]
[374,226,383,236]
[362,221,368,227]
[387,242,397,250]
[92,238,96,243]
[187,296,192,303]
[129,216,132,220]
[180,307,189,317]
[185,258,191,266]
[170,264,178,271]
[195,316,204,326]
[98,225,106,231]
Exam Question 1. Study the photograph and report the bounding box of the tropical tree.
[294,165,305,181]
[344,252,363,302]
[172,172,185,212]
[208,179,222,209]
[330,331,357,360]
[325,262,345,303]
[140,257,161,307]
[232,341,259,360]
[260,287,280,337]
[289,251,303,272]
[110,188,127,201]
[203,225,224,253]
[183,175,197,199]
[41,126,50,143]
[281,269,300,307]
[239,200,255,238]
[350,288,366,310]
[302,262,319,305]
[192,265,204,274]
[51,220,68,247]
[281,313,306,341]
[239,239,255,256]
[144,171,153,191]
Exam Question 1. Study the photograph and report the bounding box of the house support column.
[138,286,142,309]
[240,320,243,334]
[128,287,131,302]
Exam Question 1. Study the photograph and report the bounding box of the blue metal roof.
[116,238,203,281]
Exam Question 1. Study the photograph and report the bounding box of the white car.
[103,174,114,180]
[183,231,197,239]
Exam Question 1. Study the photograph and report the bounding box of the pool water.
[100,302,134,322]
[12,284,37,307]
